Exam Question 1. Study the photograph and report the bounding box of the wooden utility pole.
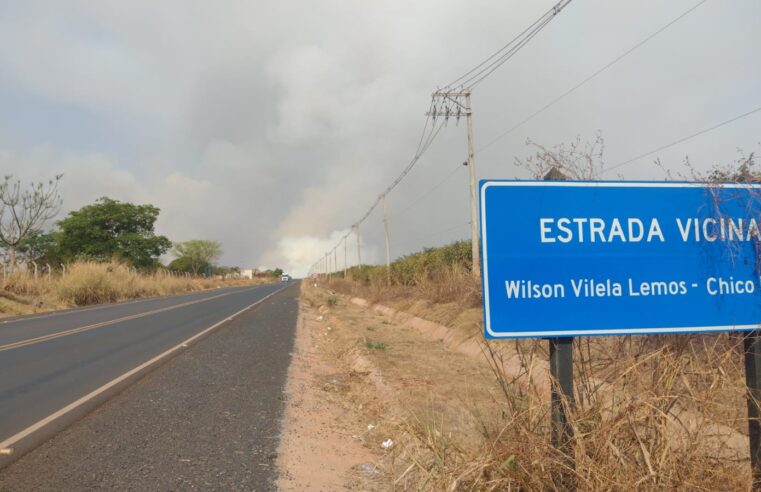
[355,225,362,267]
[428,90,480,277]
[343,237,348,278]
[464,92,480,278]
[383,195,391,286]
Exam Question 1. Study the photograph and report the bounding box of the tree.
[0,175,63,269]
[171,240,222,275]
[213,265,240,276]
[15,230,62,265]
[57,197,171,268]
[167,256,207,274]
[515,133,605,180]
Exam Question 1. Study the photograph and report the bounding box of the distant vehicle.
[280,274,291,282]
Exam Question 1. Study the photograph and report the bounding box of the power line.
[394,221,471,250]
[443,0,573,91]
[476,0,710,154]
[352,116,446,228]
[312,0,576,272]
[389,163,464,220]
[602,104,761,175]
[315,102,448,269]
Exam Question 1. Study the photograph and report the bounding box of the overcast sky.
[1,0,759,276]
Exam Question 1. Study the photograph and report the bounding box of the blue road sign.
[480,181,761,338]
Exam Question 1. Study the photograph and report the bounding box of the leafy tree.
[171,240,222,275]
[213,265,240,276]
[0,175,63,268]
[57,197,171,268]
[168,256,209,274]
[15,230,62,265]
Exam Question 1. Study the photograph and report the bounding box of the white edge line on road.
[0,283,293,452]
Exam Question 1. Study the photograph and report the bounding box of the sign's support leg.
[549,336,575,489]
[745,331,761,488]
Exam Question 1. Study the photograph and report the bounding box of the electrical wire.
[394,221,471,250]
[476,0,710,154]
[602,104,761,175]
[389,163,464,221]
[311,1,577,269]
[443,0,573,91]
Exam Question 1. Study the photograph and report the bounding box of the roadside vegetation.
[330,240,480,314]
[311,249,752,490]
[302,141,761,489]
[0,261,271,316]
[0,175,280,317]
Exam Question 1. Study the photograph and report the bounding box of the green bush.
[346,240,471,287]
[366,340,388,350]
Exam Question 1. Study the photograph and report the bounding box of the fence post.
[32,261,38,281]
[46,263,51,282]
[61,263,66,277]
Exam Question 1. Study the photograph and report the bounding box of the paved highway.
[0,282,294,472]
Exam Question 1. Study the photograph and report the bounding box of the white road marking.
[0,284,291,451]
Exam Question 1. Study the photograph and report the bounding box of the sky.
[0,0,759,277]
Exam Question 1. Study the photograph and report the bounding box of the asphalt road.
[0,281,299,489]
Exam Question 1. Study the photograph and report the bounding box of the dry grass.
[330,263,481,313]
[0,261,272,316]
[311,278,754,490]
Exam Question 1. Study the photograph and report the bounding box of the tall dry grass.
[323,270,754,489]
[327,240,481,311]
[0,261,269,313]
[372,328,752,490]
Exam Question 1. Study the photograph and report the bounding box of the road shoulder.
[277,294,379,491]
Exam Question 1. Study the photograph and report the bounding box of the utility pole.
[333,247,337,280]
[343,237,348,279]
[428,90,480,278]
[383,195,391,286]
[355,224,362,268]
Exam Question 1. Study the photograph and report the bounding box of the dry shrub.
[415,334,752,490]
[310,277,753,489]
[1,271,52,298]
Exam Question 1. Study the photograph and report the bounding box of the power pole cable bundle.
[428,0,574,277]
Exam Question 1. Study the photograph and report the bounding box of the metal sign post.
[746,332,761,488]
[550,337,575,487]
[543,169,575,487]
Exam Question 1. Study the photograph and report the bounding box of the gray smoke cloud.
[0,0,759,276]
